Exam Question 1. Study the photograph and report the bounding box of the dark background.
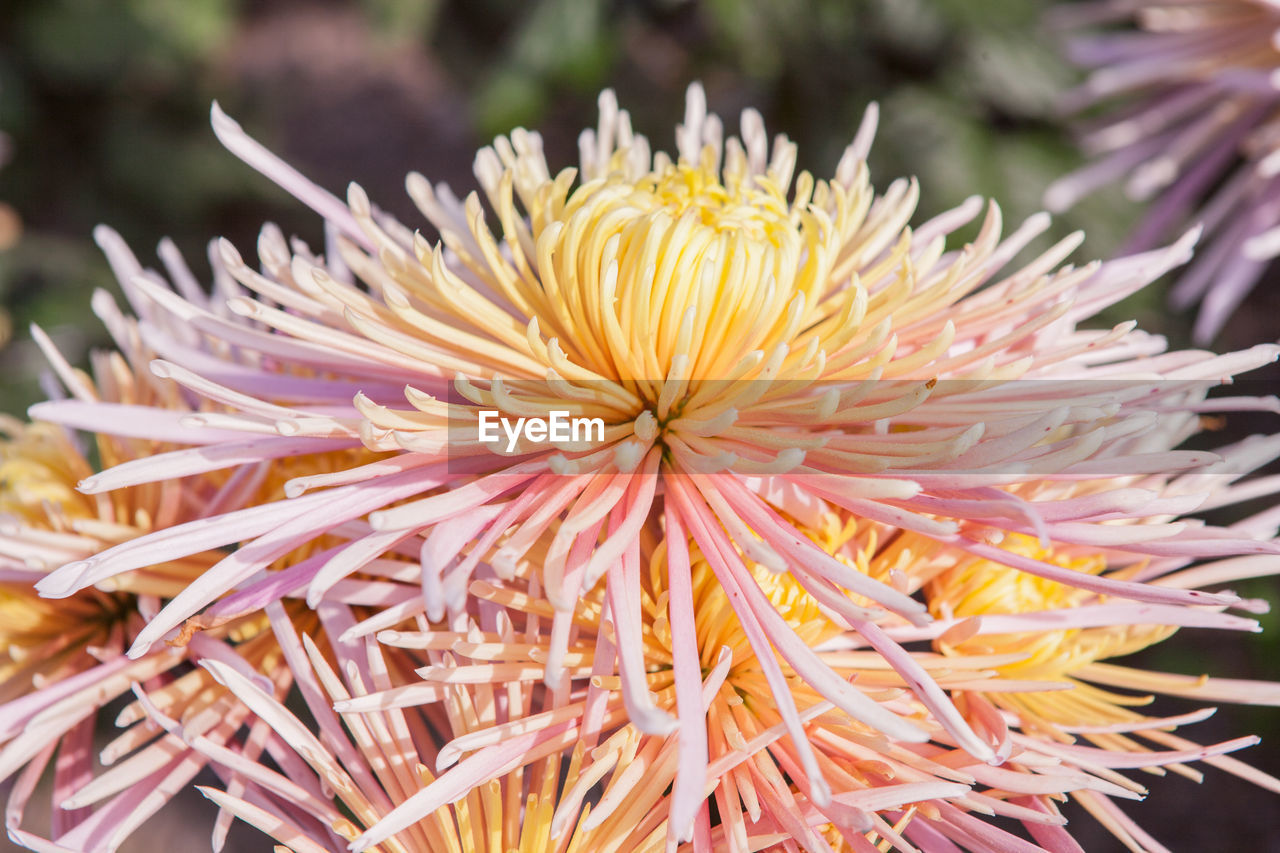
[0,1,1275,850]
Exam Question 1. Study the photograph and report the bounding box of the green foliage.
[474,0,613,136]
[21,0,232,83]
[361,0,443,43]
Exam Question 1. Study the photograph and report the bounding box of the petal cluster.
[0,84,1276,853]
[1048,0,1280,341]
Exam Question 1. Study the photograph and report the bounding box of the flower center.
[516,150,845,419]
[646,159,796,244]
[0,421,94,525]
[927,534,1173,681]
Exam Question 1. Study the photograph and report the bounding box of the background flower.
[0,400,277,849]
[1047,0,1280,344]
[0,277,387,850]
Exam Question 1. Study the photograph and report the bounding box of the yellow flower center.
[0,420,94,525]
[646,158,796,242]
[649,514,861,685]
[927,534,1173,682]
[537,154,838,399]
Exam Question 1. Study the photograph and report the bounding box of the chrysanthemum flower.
[928,531,1280,851]
[921,429,1280,849]
[24,84,1280,849]
[0,418,290,850]
[0,305,352,851]
[1045,0,1280,342]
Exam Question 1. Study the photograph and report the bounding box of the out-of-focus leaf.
[473,0,614,137]
[476,70,549,139]
[133,0,234,61]
[361,0,443,44]
[20,0,145,83]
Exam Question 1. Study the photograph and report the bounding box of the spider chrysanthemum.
[1046,0,1280,342]
[0,400,291,850]
[22,84,1280,851]
[0,290,383,850]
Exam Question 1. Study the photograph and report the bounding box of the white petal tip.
[91,224,122,247]
[34,564,86,598]
[209,101,239,134]
[435,748,460,771]
[216,237,242,267]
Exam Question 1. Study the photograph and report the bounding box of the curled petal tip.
[347,182,371,217]
[34,562,88,598]
[209,100,240,136]
[216,236,242,266]
[434,747,461,772]
[225,296,257,317]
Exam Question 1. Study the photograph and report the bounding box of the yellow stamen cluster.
[928,534,1176,726]
[0,417,95,524]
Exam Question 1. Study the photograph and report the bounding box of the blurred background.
[0,0,1275,850]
